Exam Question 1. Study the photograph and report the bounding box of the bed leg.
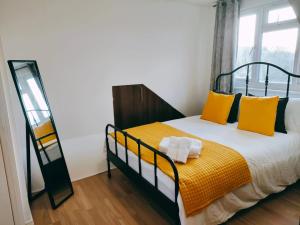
[107,158,111,178]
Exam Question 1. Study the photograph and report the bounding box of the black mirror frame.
[8,60,73,209]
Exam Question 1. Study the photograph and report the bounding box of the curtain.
[289,0,300,23]
[210,0,240,92]
[289,0,300,75]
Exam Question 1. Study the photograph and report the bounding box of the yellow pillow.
[238,96,279,136]
[201,91,235,125]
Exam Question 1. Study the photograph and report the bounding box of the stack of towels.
[159,136,203,164]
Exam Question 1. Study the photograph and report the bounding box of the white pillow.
[285,98,300,133]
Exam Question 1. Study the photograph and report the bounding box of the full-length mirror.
[8,60,73,208]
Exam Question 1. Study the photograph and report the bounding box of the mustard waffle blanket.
[111,122,251,216]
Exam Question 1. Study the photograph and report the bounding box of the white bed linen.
[107,116,300,225]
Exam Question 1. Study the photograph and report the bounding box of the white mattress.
[107,116,300,225]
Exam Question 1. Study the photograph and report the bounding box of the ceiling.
[175,0,215,6]
[289,0,300,22]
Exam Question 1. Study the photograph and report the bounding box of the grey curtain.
[289,0,300,23]
[210,0,240,92]
[289,0,300,75]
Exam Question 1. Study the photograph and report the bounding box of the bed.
[105,62,300,225]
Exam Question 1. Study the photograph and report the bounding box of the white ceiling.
[289,0,300,22]
[175,0,215,6]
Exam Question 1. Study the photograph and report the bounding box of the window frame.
[235,0,300,94]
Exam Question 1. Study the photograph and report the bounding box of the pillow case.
[201,91,235,125]
[228,93,242,123]
[285,98,300,133]
[238,96,279,136]
[216,91,242,123]
[275,97,289,134]
[248,94,288,134]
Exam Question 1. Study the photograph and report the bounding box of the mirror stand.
[8,60,73,209]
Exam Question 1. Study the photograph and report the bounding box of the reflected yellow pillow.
[201,91,235,125]
[238,96,279,136]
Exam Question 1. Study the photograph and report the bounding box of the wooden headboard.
[112,84,185,129]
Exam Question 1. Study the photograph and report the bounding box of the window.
[235,2,299,93]
[268,6,296,23]
[27,78,50,118]
[22,93,40,125]
[236,15,256,79]
[260,28,298,83]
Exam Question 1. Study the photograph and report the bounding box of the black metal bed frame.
[105,124,180,224]
[105,62,300,225]
[215,61,300,96]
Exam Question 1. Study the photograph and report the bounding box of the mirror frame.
[8,60,73,209]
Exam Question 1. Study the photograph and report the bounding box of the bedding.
[107,116,300,225]
[215,92,242,123]
[159,136,203,160]
[275,97,289,133]
[248,94,289,134]
[286,98,300,133]
[111,122,251,216]
[201,91,235,125]
[227,93,242,123]
[238,96,279,136]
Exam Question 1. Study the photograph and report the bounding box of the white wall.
[0,0,215,220]
[0,143,14,225]
[0,38,33,225]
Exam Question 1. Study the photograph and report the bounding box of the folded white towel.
[159,136,203,163]
[169,137,190,163]
[183,137,203,158]
[158,137,171,154]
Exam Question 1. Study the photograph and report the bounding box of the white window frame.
[235,0,300,95]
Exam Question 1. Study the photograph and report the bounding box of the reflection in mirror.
[14,62,50,125]
[33,121,62,165]
[8,60,73,209]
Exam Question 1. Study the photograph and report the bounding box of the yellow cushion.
[201,91,235,125]
[238,96,279,136]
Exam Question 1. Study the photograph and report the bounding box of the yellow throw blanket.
[111,122,251,216]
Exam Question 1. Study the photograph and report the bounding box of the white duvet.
[107,116,300,225]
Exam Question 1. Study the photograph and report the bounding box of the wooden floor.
[31,169,300,225]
